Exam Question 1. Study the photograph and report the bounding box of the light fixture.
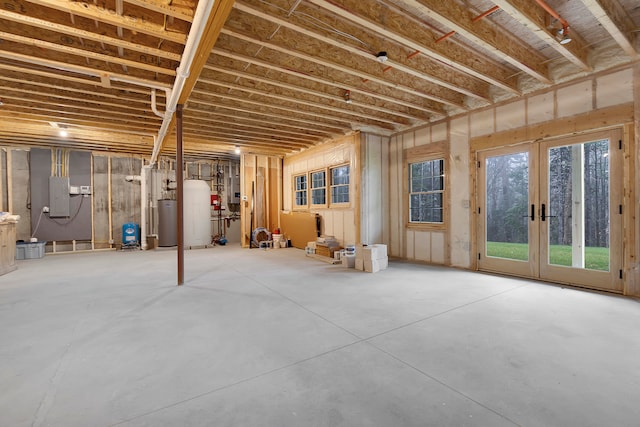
[557,26,572,44]
[234,145,240,154]
[376,51,388,63]
[59,129,68,137]
[344,90,352,104]
[0,100,4,106]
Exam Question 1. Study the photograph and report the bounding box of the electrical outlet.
[42,206,49,213]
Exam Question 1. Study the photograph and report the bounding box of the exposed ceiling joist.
[580,0,639,59]
[490,0,590,71]
[25,0,187,44]
[305,0,520,95]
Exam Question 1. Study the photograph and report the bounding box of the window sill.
[406,222,446,232]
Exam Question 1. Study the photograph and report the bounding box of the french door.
[477,130,623,292]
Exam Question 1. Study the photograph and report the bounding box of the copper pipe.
[383,66,393,72]
[435,31,456,43]
[407,50,421,60]
[472,5,500,22]
[534,0,569,27]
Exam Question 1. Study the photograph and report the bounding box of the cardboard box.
[363,244,387,261]
[355,258,364,271]
[364,257,388,273]
[355,243,366,260]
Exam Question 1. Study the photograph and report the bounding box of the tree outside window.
[311,171,326,205]
[294,174,307,206]
[330,165,349,204]
[409,159,444,223]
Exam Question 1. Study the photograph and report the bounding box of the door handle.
[541,203,546,221]
[531,204,535,221]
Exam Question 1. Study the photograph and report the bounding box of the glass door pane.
[485,152,530,261]
[547,140,610,271]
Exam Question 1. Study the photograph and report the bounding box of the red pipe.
[435,31,456,43]
[534,0,569,27]
[472,5,500,23]
[407,50,421,60]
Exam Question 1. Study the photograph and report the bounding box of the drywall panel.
[92,156,110,248]
[431,232,446,264]
[406,229,415,259]
[450,117,470,268]
[496,100,526,132]
[528,93,554,124]
[343,210,356,245]
[470,109,494,137]
[414,231,431,261]
[360,133,384,245]
[596,68,633,109]
[0,149,6,211]
[388,137,402,256]
[403,132,415,150]
[557,81,593,118]
[431,122,447,142]
[414,127,429,147]
[10,149,30,240]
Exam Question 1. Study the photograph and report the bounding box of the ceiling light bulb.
[558,27,572,44]
[344,90,352,104]
[0,100,4,106]
[234,146,240,154]
[376,51,388,63]
[59,129,68,137]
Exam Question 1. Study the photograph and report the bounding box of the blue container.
[122,223,139,246]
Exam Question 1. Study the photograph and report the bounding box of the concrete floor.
[1,246,639,427]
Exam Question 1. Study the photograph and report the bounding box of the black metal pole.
[176,104,184,286]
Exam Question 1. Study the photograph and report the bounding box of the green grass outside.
[486,242,610,271]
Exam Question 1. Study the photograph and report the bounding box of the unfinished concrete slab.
[1,246,638,426]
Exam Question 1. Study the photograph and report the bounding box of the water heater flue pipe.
[150,0,216,166]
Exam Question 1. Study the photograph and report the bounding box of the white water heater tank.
[183,180,210,247]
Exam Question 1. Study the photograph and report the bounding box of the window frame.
[309,169,327,207]
[404,142,448,231]
[293,173,308,209]
[329,164,350,206]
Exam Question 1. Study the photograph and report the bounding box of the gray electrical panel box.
[49,176,70,217]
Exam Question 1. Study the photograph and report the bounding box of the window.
[409,159,444,223]
[330,165,350,204]
[311,170,326,205]
[294,174,307,206]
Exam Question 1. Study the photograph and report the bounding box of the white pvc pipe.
[151,89,165,118]
[140,165,151,250]
[150,0,216,166]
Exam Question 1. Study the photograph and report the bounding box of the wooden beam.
[491,0,590,71]
[580,0,639,59]
[305,0,520,94]
[233,1,484,105]
[212,49,438,115]
[222,28,448,115]
[187,96,348,134]
[193,80,407,127]
[0,49,172,90]
[0,31,176,76]
[0,8,181,61]
[154,0,236,158]
[25,0,187,44]
[397,0,551,83]
[124,0,195,22]
[203,64,429,121]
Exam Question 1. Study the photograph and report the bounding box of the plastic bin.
[16,241,46,260]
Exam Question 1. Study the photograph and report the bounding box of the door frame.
[474,129,624,293]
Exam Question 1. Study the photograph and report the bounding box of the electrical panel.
[49,176,70,217]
